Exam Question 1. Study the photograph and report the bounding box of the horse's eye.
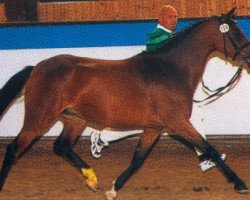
[230,24,241,37]
[232,27,241,37]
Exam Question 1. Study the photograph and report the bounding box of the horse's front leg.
[54,115,98,191]
[105,128,161,200]
[201,140,248,193]
[176,120,248,194]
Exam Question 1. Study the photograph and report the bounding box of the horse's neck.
[159,23,217,94]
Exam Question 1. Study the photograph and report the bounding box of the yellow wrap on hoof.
[82,168,98,191]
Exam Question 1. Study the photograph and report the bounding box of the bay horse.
[0,7,250,199]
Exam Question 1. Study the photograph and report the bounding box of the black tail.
[0,66,34,117]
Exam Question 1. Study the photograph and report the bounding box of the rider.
[146,5,178,51]
[90,5,226,172]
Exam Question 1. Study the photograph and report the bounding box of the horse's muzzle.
[243,55,250,68]
[238,51,250,68]
[246,57,250,67]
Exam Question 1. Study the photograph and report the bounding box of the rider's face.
[159,8,178,31]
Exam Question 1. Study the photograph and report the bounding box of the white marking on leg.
[106,180,117,198]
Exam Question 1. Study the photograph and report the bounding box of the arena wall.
[37,0,250,22]
[0,4,6,23]
[0,0,250,23]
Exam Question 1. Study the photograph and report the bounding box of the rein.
[193,66,243,103]
[193,19,248,103]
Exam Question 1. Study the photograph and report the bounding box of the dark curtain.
[5,0,38,22]
[24,0,38,21]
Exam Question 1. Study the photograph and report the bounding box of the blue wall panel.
[0,19,249,50]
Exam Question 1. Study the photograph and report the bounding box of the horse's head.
[216,7,250,66]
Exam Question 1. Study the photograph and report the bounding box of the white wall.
[0,46,249,137]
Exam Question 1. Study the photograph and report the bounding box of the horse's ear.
[226,7,237,19]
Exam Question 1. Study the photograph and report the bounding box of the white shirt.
[157,24,172,33]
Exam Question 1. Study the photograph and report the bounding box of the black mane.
[147,16,218,53]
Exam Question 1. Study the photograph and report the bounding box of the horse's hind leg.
[0,93,61,191]
[105,128,161,199]
[175,121,248,194]
[0,139,17,191]
[53,113,98,191]
[0,122,54,191]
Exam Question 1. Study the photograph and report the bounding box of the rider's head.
[158,5,178,31]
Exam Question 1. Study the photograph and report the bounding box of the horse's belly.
[73,92,150,128]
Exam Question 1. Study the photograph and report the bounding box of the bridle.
[219,21,250,61]
[194,18,250,103]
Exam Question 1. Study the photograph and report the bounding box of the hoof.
[235,188,249,194]
[86,178,98,192]
[234,183,249,194]
[105,195,116,200]
[105,191,116,200]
